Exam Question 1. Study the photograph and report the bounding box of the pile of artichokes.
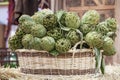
[8,9,117,57]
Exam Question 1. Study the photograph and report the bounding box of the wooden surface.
[65,0,115,21]
[113,0,120,64]
[0,24,5,48]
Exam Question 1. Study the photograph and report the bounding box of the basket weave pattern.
[16,49,95,75]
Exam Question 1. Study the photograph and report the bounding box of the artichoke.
[55,38,71,53]
[81,10,100,25]
[102,37,116,56]
[40,36,55,51]
[8,35,23,51]
[30,37,42,50]
[15,27,26,39]
[43,14,58,30]
[32,9,53,24]
[85,31,103,49]
[96,21,109,35]
[105,18,117,32]
[31,13,44,24]
[19,15,33,24]
[20,21,36,34]
[60,12,80,29]
[22,34,34,49]
[79,24,94,35]
[47,28,62,40]
[31,24,46,38]
[66,30,80,46]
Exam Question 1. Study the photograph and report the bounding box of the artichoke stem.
[76,29,83,49]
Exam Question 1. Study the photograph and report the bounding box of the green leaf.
[59,22,71,31]
[56,10,65,21]
[50,50,59,56]
[100,55,105,74]
[94,47,102,72]
[61,27,71,31]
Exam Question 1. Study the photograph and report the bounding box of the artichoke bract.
[107,32,116,40]
[40,9,53,15]
[31,24,46,38]
[43,14,58,30]
[8,35,23,51]
[105,18,117,32]
[55,38,71,53]
[96,21,109,35]
[40,36,55,51]
[30,37,42,50]
[66,30,80,46]
[60,12,80,29]
[65,12,80,29]
[22,34,34,49]
[20,21,36,34]
[32,9,53,25]
[15,27,26,39]
[102,37,116,56]
[79,24,94,36]
[47,28,62,40]
[19,15,33,24]
[81,10,100,25]
[31,13,44,24]
[85,31,103,49]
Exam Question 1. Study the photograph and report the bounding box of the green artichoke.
[15,27,26,39]
[85,31,103,49]
[8,35,23,51]
[47,28,62,40]
[60,12,80,29]
[105,18,117,32]
[32,9,53,25]
[79,24,94,35]
[102,37,116,56]
[65,12,80,29]
[22,34,34,49]
[66,30,80,46]
[31,24,46,38]
[31,13,44,24]
[43,14,58,30]
[96,21,109,35]
[55,38,71,53]
[20,21,36,34]
[81,10,100,25]
[19,15,33,24]
[30,37,42,50]
[40,36,55,51]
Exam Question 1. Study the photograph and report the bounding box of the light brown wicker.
[16,49,95,75]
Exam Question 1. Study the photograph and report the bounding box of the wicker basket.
[16,49,95,75]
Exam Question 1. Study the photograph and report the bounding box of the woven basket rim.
[15,49,93,53]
